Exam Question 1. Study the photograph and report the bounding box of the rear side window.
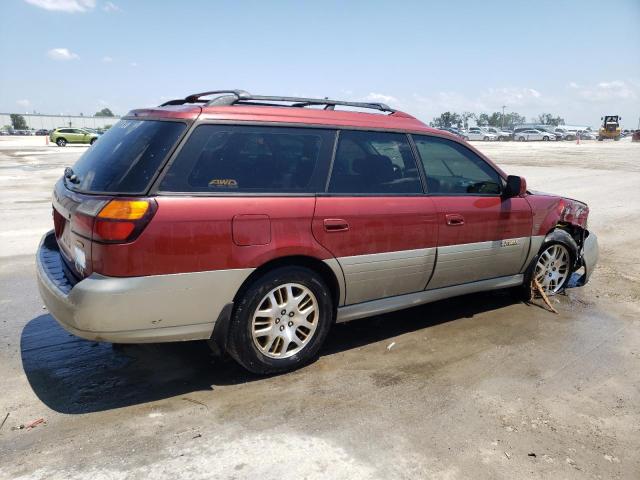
[159,125,335,193]
[328,130,421,194]
[69,120,187,194]
[413,135,502,195]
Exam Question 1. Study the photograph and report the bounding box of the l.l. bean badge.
[501,239,519,247]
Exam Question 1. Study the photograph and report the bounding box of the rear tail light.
[93,198,157,243]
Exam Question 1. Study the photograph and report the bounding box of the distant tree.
[487,112,503,127]
[502,112,526,128]
[10,114,28,130]
[430,112,463,129]
[461,112,475,129]
[537,113,565,126]
[104,124,113,129]
[95,108,115,117]
[476,113,490,126]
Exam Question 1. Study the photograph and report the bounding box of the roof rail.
[160,90,250,106]
[159,90,396,113]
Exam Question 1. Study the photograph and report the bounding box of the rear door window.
[159,125,335,193]
[327,130,422,194]
[69,119,187,194]
[413,135,502,195]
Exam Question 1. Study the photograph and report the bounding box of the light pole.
[501,105,507,129]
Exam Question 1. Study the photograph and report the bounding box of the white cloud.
[405,87,550,121]
[102,56,113,63]
[130,61,138,67]
[480,87,543,107]
[363,92,399,105]
[103,1,121,12]
[573,80,637,102]
[97,99,108,106]
[16,99,31,107]
[24,0,95,13]
[47,48,79,60]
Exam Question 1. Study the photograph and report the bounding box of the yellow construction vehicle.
[598,115,622,141]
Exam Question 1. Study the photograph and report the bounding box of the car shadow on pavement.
[21,290,518,414]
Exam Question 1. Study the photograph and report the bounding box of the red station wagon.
[36,90,599,374]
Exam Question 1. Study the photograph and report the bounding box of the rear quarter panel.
[91,196,334,277]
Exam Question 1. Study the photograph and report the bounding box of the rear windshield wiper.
[64,167,80,184]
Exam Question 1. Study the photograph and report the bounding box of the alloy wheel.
[534,244,570,294]
[251,283,319,359]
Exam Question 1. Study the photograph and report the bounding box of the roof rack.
[159,90,395,113]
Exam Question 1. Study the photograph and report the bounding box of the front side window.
[413,135,502,195]
[159,125,334,193]
[328,130,421,194]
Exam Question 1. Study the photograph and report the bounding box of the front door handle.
[445,214,465,226]
[323,218,350,232]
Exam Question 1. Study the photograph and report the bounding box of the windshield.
[68,119,187,194]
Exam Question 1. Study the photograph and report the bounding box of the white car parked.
[483,127,512,141]
[515,129,554,141]
[463,128,498,141]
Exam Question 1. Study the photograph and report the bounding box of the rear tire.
[543,136,549,141]
[227,266,333,374]
[483,136,489,141]
[56,138,67,147]
[518,136,525,142]
[90,138,97,145]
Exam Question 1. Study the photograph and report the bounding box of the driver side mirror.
[504,175,527,198]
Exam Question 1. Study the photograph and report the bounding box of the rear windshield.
[68,119,187,194]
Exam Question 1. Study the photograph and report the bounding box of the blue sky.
[1,0,639,127]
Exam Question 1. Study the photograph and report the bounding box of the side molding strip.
[336,274,524,323]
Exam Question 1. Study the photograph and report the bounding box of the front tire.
[517,230,578,300]
[90,138,97,145]
[56,138,67,147]
[518,136,525,142]
[543,136,549,141]
[227,266,333,374]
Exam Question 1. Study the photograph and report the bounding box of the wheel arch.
[233,255,342,310]
[543,227,579,262]
[209,255,343,356]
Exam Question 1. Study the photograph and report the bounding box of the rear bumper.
[36,231,252,343]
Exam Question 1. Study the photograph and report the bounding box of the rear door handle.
[445,214,465,226]
[323,218,350,232]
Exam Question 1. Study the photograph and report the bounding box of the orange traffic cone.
[45,136,49,145]
[576,134,580,145]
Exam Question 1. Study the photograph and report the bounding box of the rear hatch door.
[52,111,194,279]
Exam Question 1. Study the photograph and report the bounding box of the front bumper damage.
[573,231,599,286]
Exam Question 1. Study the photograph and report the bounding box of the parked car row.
[439,126,622,142]
[0,126,111,137]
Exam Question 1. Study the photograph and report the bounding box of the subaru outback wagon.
[36,90,599,374]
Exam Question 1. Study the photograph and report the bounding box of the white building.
[1,113,120,131]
